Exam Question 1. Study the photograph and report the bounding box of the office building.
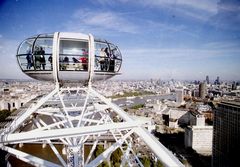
[185,115,213,155]
[206,75,209,84]
[212,101,240,167]
[214,76,220,85]
[199,82,207,99]
[232,81,237,90]
[175,89,184,103]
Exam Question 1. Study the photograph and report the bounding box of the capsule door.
[57,33,90,83]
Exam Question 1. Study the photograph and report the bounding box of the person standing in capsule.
[26,48,33,69]
[80,49,88,70]
[99,48,107,71]
[39,47,46,70]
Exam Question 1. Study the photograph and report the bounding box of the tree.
[93,145,110,167]
[0,110,11,122]
[130,104,144,110]
[94,145,105,158]
[98,161,109,167]
[140,156,151,167]
[155,160,164,167]
[110,148,122,166]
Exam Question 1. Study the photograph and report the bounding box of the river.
[112,93,176,107]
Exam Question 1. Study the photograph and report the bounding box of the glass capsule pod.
[16,32,122,83]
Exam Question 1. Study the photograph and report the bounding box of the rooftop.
[219,100,240,108]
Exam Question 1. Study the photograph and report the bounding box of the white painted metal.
[88,34,95,84]
[0,87,182,166]
[2,32,183,167]
[1,122,143,143]
[89,87,184,167]
[85,129,134,167]
[2,87,58,134]
[59,32,89,40]
[0,86,184,166]
[52,32,59,83]
[33,117,68,167]
[1,146,61,167]
[135,128,183,167]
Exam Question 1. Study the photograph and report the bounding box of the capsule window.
[59,40,89,71]
[95,42,109,71]
[17,39,34,71]
[18,39,34,55]
[33,38,53,71]
[94,42,122,72]
[109,44,122,72]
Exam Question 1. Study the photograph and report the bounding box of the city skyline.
[0,0,240,81]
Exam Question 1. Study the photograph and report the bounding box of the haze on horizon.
[0,0,240,81]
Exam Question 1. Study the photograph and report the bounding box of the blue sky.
[0,0,240,81]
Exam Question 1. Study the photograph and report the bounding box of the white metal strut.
[0,86,183,167]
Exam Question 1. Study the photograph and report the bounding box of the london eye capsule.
[16,32,122,83]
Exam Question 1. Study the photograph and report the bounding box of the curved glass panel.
[109,44,122,72]
[94,41,122,72]
[38,33,54,38]
[94,42,109,71]
[33,37,53,71]
[17,39,34,71]
[17,39,34,55]
[34,38,53,54]
[59,40,89,71]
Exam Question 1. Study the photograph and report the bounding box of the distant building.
[214,76,220,85]
[161,108,189,128]
[192,89,199,97]
[232,81,237,90]
[175,89,184,103]
[199,82,207,99]
[0,99,25,111]
[212,101,240,167]
[206,75,210,84]
[185,115,213,155]
[194,80,200,85]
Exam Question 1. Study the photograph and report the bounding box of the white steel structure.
[0,32,183,167]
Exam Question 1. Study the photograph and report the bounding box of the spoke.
[38,117,69,145]
[77,86,92,127]
[1,121,143,143]
[3,88,58,134]
[1,146,61,167]
[0,86,184,167]
[58,91,73,128]
[34,117,67,167]
[86,129,134,167]
[84,134,101,164]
